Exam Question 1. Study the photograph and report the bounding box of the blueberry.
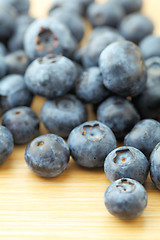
[0,42,7,56]
[124,119,160,158]
[0,56,6,78]
[139,35,160,60]
[133,57,160,120]
[109,0,143,14]
[0,74,33,114]
[24,17,76,60]
[119,13,154,44]
[0,126,14,165]
[104,146,149,184]
[75,67,110,104]
[25,134,70,178]
[24,54,76,99]
[82,30,124,67]
[41,94,88,138]
[97,96,140,139]
[2,107,40,145]
[68,121,117,168]
[49,0,83,16]
[99,41,147,97]
[0,0,30,14]
[0,3,17,42]
[88,26,120,42]
[5,50,29,75]
[104,178,148,220]
[86,2,125,28]
[8,15,34,52]
[49,9,84,43]
[150,143,160,190]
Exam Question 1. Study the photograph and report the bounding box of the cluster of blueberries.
[0,0,160,220]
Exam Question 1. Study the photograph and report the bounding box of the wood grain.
[1,0,160,239]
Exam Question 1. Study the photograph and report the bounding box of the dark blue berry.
[99,40,147,97]
[97,96,140,139]
[49,9,84,43]
[150,143,160,190]
[109,0,143,14]
[119,13,154,44]
[133,57,160,120]
[41,94,88,138]
[25,54,76,99]
[24,17,76,60]
[25,134,70,178]
[68,121,117,168]
[5,50,29,75]
[104,178,147,220]
[0,74,33,114]
[82,30,124,67]
[124,119,160,158]
[0,56,6,78]
[0,125,14,165]
[2,107,40,145]
[139,35,160,60]
[87,2,125,28]
[104,146,149,184]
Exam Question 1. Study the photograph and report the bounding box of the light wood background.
[1,0,160,239]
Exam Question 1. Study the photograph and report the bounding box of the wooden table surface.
[1,0,160,239]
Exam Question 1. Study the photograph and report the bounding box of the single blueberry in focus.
[104,146,149,184]
[25,134,70,178]
[99,40,147,97]
[24,54,76,99]
[68,121,117,168]
[2,107,40,145]
[104,178,147,220]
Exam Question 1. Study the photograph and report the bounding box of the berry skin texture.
[68,121,117,168]
[41,94,88,138]
[2,106,40,145]
[25,134,70,178]
[139,35,160,60]
[24,54,76,99]
[24,17,76,60]
[150,143,160,190]
[104,178,148,220]
[0,74,33,115]
[124,119,160,159]
[99,40,147,97]
[104,146,149,184]
[0,126,14,165]
[133,57,160,120]
[75,67,110,104]
[97,96,140,139]
[119,13,154,44]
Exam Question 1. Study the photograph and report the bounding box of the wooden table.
[1,0,160,239]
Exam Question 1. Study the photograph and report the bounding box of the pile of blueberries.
[1,0,160,220]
